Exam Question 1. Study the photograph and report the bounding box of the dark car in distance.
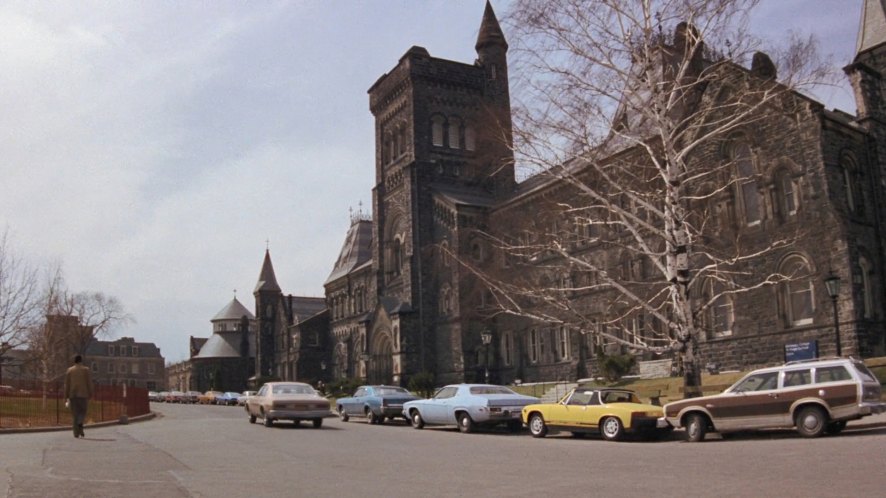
[336,385,421,424]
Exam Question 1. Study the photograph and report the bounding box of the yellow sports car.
[521,388,670,441]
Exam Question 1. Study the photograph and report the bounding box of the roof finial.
[265,238,270,250]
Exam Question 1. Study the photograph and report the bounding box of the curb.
[0,411,157,435]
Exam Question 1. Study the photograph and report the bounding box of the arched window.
[431,115,445,147]
[775,170,797,218]
[859,255,874,319]
[734,142,761,225]
[398,126,407,156]
[392,237,403,276]
[448,117,462,149]
[500,330,513,366]
[781,255,814,327]
[529,329,539,363]
[382,131,392,164]
[464,125,476,151]
[708,278,734,337]
[841,153,864,215]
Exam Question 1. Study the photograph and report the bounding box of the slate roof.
[325,219,373,284]
[194,331,254,359]
[84,338,163,358]
[432,183,496,208]
[290,296,328,322]
[475,0,508,51]
[254,250,282,293]
[212,297,255,322]
[857,0,886,56]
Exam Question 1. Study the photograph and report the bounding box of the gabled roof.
[432,183,496,209]
[289,296,328,322]
[857,0,886,56]
[254,249,281,293]
[212,297,255,322]
[325,219,373,284]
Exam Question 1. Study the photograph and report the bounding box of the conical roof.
[254,249,281,293]
[475,1,508,51]
[857,0,886,56]
[212,297,255,322]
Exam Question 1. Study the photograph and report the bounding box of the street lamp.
[823,271,842,357]
[480,330,493,383]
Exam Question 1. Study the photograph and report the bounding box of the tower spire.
[856,0,886,58]
[253,249,281,294]
[475,1,508,53]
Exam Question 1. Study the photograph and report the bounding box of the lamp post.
[480,330,492,383]
[824,271,842,357]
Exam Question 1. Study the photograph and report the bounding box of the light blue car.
[402,384,539,433]
[336,385,420,424]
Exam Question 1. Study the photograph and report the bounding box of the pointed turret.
[856,0,886,58]
[475,1,508,53]
[253,249,281,293]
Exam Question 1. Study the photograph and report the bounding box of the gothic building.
[259,1,886,387]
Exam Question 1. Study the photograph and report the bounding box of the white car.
[245,382,332,428]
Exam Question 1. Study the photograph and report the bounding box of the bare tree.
[470,0,832,393]
[0,229,41,355]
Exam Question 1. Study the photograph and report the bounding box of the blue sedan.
[336,385,420,424]
[402,384,539,433]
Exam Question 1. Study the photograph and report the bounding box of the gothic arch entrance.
[368,331,394,384]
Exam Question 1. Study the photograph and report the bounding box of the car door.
[424,386,458,424]
[707,371,786,430]
[345,388,366,416]
[555,390,594,428]
[250,385,269,416]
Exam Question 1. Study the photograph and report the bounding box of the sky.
[0,0,867,363]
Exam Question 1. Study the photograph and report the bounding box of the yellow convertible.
[521,388,669,441]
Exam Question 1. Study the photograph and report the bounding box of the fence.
[0,379,149,430]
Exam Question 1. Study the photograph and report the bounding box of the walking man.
[64,355,93,438]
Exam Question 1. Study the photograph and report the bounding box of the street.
[2,402,886,497]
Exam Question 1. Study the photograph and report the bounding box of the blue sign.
[784,340,818,362]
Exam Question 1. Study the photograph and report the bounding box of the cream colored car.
[245,382,332,428]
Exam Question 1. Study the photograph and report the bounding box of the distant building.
[84,337,166,390]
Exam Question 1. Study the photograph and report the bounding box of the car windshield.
[376,387,410,395]
[469,386,516,395]
[272,384,314,395]
[225,392,239,397]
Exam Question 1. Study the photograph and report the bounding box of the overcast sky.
[0,0,866,363]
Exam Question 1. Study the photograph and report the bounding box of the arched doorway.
[368,332,394,384]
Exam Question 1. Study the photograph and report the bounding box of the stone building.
[259,1,886,387]
[84,337,166,390]
[188,297,256,393]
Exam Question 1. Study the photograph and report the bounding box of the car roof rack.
[784,356,844,366]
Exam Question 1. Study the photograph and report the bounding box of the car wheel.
[600,416,625,442]
[457,412,474,433]
[528,413,547,438]
[263,411,273,427]
[365,408,377,424]
[685,413,708,443]
[795,406,826,438]
[506,420,522,433]
[826,420,847,435]
[312,418,323,429]
[338,406,349,422]
[410,410,424,429]
[249,413,256,424]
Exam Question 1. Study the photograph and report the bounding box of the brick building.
[84,337,165,390]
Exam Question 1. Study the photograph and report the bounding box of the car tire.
[600,416,625,442]
[312,418,323,429]
[685,413,708,443]
[795,406,826,438]
[457,412,474,433]
[249,413,256,424]
[263,414,273,427]
[365,408,377,424]
[528,413,547,438]
[410,410,424,429]
[506,420,522,433]
[825,420,847,435]
[338,406,349,422]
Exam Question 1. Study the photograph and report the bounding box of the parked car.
[245,382,333,428]
[662,357,886,441]
[156,391,169,402]
[238,390,256,406]
[402,384,539,433]
[183,391,202,404]
[216,392,241,406]
[198,391,223,405]
[337,385,420,424]
[148,391,161,402]
[165,391,184,403]
[522,388,670,441]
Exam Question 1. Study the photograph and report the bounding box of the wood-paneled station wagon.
[662,358,886,442]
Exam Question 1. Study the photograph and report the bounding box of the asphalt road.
[2,402,886,497]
